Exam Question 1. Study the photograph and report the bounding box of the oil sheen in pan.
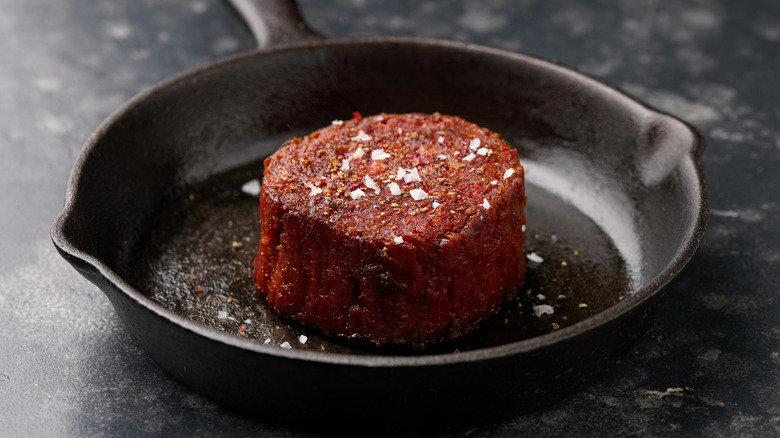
[121,160,630,356]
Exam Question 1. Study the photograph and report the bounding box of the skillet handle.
[227,0,323,48]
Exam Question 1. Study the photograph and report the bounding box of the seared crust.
[254,113,526,347]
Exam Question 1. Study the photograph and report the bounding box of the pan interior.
[122,156,631,356]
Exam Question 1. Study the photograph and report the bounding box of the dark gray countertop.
[2,0,779,436]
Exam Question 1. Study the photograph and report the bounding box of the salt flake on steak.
[403,167,421,183]
[350,189,366,200]
[409,188,430,200]
[353,130,372,142]
[307,183,323,196]
[364,175,380,194]
[372,149,391,160]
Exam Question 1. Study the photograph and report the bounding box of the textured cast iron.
[51,0,708,431]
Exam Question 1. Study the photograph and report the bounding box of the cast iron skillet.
[51,0,708,431]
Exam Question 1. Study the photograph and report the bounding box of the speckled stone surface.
[1,0,779,436]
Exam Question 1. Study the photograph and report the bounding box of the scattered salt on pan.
[264,338,271,344]
[241,179,261,196]
[469,138,481,151]
[557,294,567,300]
[533,304,555,317]
[217,310,228,320]
[437,154,448,160]
[244,319,252,324]
[340,158,350,171]
[279,341,292,349]
[393,236,404,244]
[299,335,308,344]
[522,224,526,232]
[364,175,380,194]
[388,182,401,195]
[353,146,365,159]
[396,167,407,180]
[409,188,430,200]
[527,252,544,263]
[536,294,546,301]
[331,120,344,125]
[477,147,489,156]
[503,168,515,179]
[438,136,444,143]
[490,180,498,185]
[432,201,441,209]
[353,130,372,142]
[403,167,421,183]
[350,189,366,200]
[462,153,476,162]
[307,184,322,196]
[372,149,391,160]
[482,198,491,209]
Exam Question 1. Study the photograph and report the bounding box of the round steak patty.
[254,112,526,347]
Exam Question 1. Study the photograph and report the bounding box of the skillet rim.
[51,35,709,368]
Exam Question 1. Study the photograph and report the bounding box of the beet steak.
[254,113,526,347]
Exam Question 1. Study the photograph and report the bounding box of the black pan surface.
[51,0,707,431]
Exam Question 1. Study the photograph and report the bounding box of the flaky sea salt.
[438,136,444,143]
[503,168,515,179]
[364,175,380,194]
[469,138,481,151]
[396,167,406,180]
[340,158,350,171]
[482,198,491,209]
[403,167,421,183]
[409,188,429,200]
[536,294,546,301]
[331,120,344,125]
[353,146,365,159]
[280,341,292,349]
[350,189,366,200]
[388,182,401,195]
[299,335,308,344]
[353,130,372,142]
[241,179,261,196]
[437,154,448,160]
[533,305,555,317]
[462,153,476,162]
[393,236,404,244]
[371,149,391,160]
[307,184,322,196]
[527,252,544,263]
[490,180,498,185]
[432,201,441,209]
[477,147,489,156]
